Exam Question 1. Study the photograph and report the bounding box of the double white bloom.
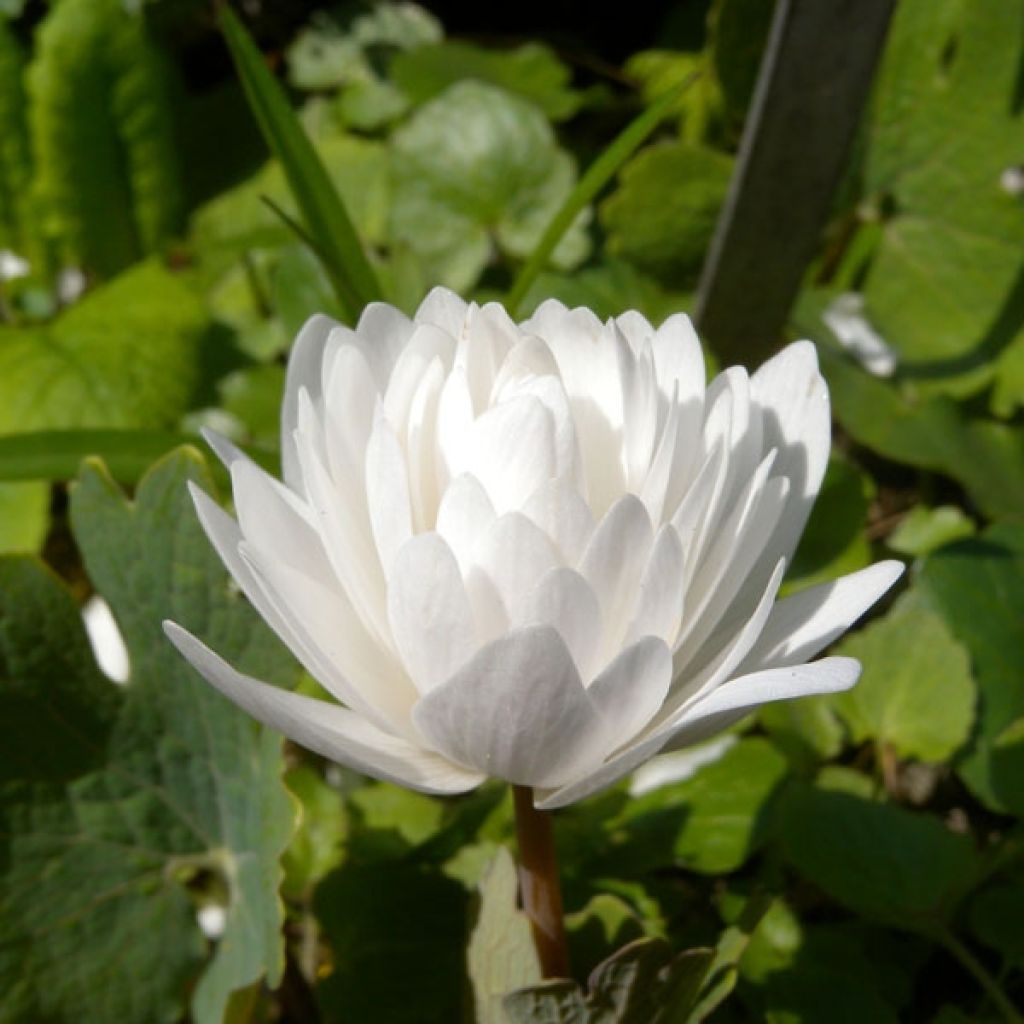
[165,289,902,808]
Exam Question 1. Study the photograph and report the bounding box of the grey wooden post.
[693,0,896,366]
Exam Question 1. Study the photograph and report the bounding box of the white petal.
[281,314,339,490]
[163,623,482,794]
[191,481,414,732]
[354,302,416,392]
[365,403,413,575]
[240,542,417,728]
[665,559,786,718]
[750,341,830,568]
[383,323,455,432]
[624,525,685,647]
[674,454,787,662]
[470,512,561,627]
[293,427,388,643]
[651,312,704,409]
[412,626,608,788]
[415,286,469,338]
[468,395,556,513]
[519,476,595,566]
[658,657,861,753]
[740,561,905,672]
[587,637,672,745]
[518,567,602,682]
[387,533,478,694]
[460,302,517,411]
[229,458,326,583]
[579,495,654,660]
[436,367,475,483]
[436,474,496,575]
[536,657,858,809]
[405,357,445,532]
[322,343,377,487]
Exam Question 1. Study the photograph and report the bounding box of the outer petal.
[415,286,469,339]
[281,314,339,491]
[579,494,654,660]
[537,657,858,809]
[163,623,484,794]
[586,637,672,745]
[750,341,830,570]
[659,657,861,753]
[412,626,609,788]
[740,560,904,672]
[387,533,478,694]
[518,567,602,683]
[365,402,413,575]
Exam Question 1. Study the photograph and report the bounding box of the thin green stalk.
[505,72,699,316]
[220,6,381,320]
[938,929,1024,1024]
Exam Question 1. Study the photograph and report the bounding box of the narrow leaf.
[0,430,276,484]
[506,75,698,315]
[220,7,381,318]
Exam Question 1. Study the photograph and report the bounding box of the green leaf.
[0,480,48,553]
[503,939,713,1024]
[784,456,874,593]
[887,505,976,558]
[566,894,646,979]
[516,261,689,328]
[619,737,787,875]
[916,525,1024,814]
[27,0,183,277]
[392,40,582,120]
[778,784,977,929]
[709,0,777,132]
[467,847,542,1024]
[600,142,733,288]
[832,592,975,763]
[0,23,35,258]
[314,861,468,1024]
[190,133,391,265]
[390,80,590,292]
[969,877,1024,969]
[624,51,721,144]
[0,556,119,783]
[754,926,903,1024]
[0,450,298,1024]
[286,4,441,91]
[281,764,346,900]
[795,296,1024,522]
[217,365,286,449]
[758,695,844,767]
[506,79,696,315]
[220,7,382,317]
[687,890,771,1022]
[0,261,210,435]
[858,0,1024,400]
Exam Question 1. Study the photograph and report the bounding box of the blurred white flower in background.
[823,293,897,377]
[0,250,30,282]
[165,289,902,808]
[83,595,130,684]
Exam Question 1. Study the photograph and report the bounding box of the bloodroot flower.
[165,290,902,809]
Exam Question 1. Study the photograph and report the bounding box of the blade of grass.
[220,7,381,320]
[0,430,277,485]
[260,195,363,315]
[505,73,699,317]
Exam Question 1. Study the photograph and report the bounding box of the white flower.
[164,289,902,808]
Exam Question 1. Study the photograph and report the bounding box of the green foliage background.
[0,1,1022,1021]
